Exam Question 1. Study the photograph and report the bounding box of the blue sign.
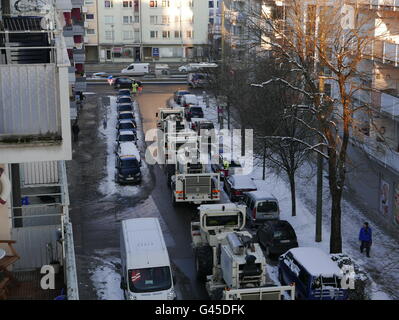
[152,47,159,57]
[107,75,113,79]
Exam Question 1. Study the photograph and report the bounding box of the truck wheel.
[195,246,213,281]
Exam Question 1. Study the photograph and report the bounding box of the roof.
[121,218,170,269]
[119,111,135,115]
[230,175,257,190]
[246,190,277,201]
[118,142,140,160]
[119,119,135,124]
[288,247,342,277]
[198,203,245,214]
[119,130,135,136]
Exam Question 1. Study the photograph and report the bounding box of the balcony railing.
[0,64,62,143]
[71,0,84,8]
[73,48,85,63]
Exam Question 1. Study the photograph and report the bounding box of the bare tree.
[247,0,382,253]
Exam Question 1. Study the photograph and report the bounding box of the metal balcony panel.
[0,64,60,138]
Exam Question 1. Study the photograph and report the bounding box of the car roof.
[119,111,134,115]
[246,190,278,201]
[118,142,140,159]
[230,175,257,189]
[287,247,343,278]
[263,220,292,229]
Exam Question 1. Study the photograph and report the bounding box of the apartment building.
[0,0,78,299]
[83,0,100,61]
[96,0,208,63]
[208,0,222,60]
[265,0,399,232]
[222,0,262,61]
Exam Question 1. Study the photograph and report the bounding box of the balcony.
[55,0,72,11]
[72,22,85,36]
[75,76,87,91]
[73,48,85,63]
[68,66,76,84]
[71,0,83,8]
[63,25,73,37]
[366,39,399,66]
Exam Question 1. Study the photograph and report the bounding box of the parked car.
[118,89,131,97]
[278,247,349,300]
[256,220,298,257]
[178,63,217,73]
[115,142,142,184]
[117,103,134,112]
[223,174,257,202]
[116,120,137,131]
[116,130,137,145]
[118,111,135,121]
[185,106,204,121]
[180,94,199,108]
[173,90,191,105]
[117,95,132,103]
[211,153,242,178]
[195,119,214,133]
[114,77,133,89]
[242,191,280,226]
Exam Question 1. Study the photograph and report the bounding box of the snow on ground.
[191,91,398,300]
[89,249,124,300]
[98,96,150,197]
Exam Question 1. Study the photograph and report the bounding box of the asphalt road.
[67,84,209,300]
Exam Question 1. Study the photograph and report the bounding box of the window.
[150,30,158,38]
[123,16,133,24]
[86,13,94,20]
[162,15,170,24]
[174,16,180,23]
[162,0,170,7]
[209,1,213,8]
[123,30,134,40]
[84,0,94,5]
[150,15,158,24]
[123,1,132,7]
[105,30,114,40]
[150,0,157,7]
[162,30,170,38]
[134,15,140,23]
[86,29,95,34]
[174,30,181,38]
[186,30,193,38]
[104,0,113,8]
[104,16,114,24]
[188,0,193,7]
[209,17,214,24]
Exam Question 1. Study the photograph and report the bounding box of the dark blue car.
[278,247,348,300]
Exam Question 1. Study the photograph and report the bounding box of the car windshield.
[119,123,135,130]
[119,114,134,120]
[119,98,131,103]
[121,159,139,168]
[205,214,240,227]
[128,267,172,293]
[119,90,130,95]
[118,105,132,112]
[273,228,295,240]
[257,201,278,213]
[119,134,135,142]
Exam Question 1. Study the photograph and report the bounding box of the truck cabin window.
[205,215,240,227]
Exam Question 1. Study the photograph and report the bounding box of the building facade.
[96,0,209,63]
[0,0,78,299]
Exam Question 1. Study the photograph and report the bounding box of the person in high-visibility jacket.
[223,160,230,170]
[131,82,139,95]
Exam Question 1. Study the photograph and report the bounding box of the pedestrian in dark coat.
[72,121,80,142]
[359,222,372,257]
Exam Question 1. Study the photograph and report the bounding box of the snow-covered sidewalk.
[183,92,398,300]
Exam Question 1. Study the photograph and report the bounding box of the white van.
[121,63,150,75]
[120,218,176,300]
[179,62,218,72]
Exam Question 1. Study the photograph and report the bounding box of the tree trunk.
[289,173,297,217]
[262,143,266,180]
[330,189,343,253]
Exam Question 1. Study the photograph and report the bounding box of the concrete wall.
[346,143,399,235]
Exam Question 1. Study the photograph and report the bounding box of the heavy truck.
[156,107,185,131]
[191,203,296,300]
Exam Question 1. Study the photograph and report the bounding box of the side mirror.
[173,276,176,286]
